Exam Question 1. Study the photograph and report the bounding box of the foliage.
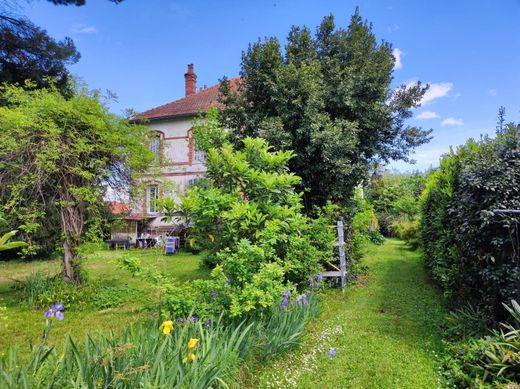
[390,217,420,249]
[252,292,319,360]
[442,300,520,387]
[0,314,252,388]
[443,304,490,340]
[0,83,152,281]
[0,230,27,252]
[366,170,427,239]
[249,239,446,388]
[165,121,334,316]
[13,271,143,310]
[350,188,382,260]
[0,248,208,353]
[220,10,431,209]
[2,255,320,388]
[420,122,520,319]
[0,15,80,96]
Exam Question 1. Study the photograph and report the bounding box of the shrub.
[14,272,143,310]
[350,188,381,261]
[442,300,520,387]
[367,171,426,237]
[390,217,420,248]
[443,304,490,340]
[161,121,335,317]
[421,125,520,319]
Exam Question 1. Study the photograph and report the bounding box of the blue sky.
[18,0,520,171]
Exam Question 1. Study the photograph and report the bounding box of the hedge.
[421,126,520,320]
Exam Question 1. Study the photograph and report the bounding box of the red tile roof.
[109,201,129,215]
[132,77,241,122]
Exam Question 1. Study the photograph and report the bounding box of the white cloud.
[421,82,453,105]
[392,48,403,70]
[416,111,439,120]
[387,24,399,33]
[441,117,464,126]
[73,24,98,34]
[489,89,497,96]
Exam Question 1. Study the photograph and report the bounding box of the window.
[187,178,201,188]
[149,133,161,164]
[147,185,159,213]
[193,146,206,163]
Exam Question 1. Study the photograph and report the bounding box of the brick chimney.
[184,64,197,97]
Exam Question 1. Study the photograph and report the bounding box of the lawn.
[0,246,207,355]
[248,239,447,388]
[1,239,448,388]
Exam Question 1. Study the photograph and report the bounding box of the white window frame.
[147,185,159,214]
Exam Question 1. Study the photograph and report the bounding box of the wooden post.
[337,219,346,288]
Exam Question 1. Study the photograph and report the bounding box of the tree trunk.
[60,197,85,284]
[62,236,77,283]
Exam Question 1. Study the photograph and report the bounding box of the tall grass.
[0,316,252,388]
[12,272,56,306]
[252,292,319,359]
[0,291,320,388]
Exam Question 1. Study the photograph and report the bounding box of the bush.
[442,300,520,387]
[421,125,520,319]
[366,171,426,237]
[160,119,335,317]
[14,272,143,310]
[443,304,490,341]
[390,217,420,248]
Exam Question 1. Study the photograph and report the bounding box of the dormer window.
[150,133,161,164]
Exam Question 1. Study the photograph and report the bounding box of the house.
[115,64,237,243]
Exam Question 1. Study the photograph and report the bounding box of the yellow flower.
[187,338,199,349]
[159,320,174,335]
[182,353,196,363]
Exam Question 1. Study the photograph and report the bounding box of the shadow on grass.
[362,239,446,351]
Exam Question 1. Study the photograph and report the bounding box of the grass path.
[253,239,446,388]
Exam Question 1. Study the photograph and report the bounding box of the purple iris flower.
[301,293,308,306]
[178,317,186,324]
[317,272,323,287]
[189,315,198,323]
[204,319,213,328]
[328,347,336,358]
[44,303,64,320]
[280,289,291,309]
[308,278,314,288]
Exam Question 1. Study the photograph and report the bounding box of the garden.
[1,3,519,388]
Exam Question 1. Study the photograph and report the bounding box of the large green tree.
[0,83,152,282]
[0,0,124,95]
[0,15,80,96]
[220,10,431,209]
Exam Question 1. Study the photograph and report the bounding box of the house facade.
[113,64,234,243]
